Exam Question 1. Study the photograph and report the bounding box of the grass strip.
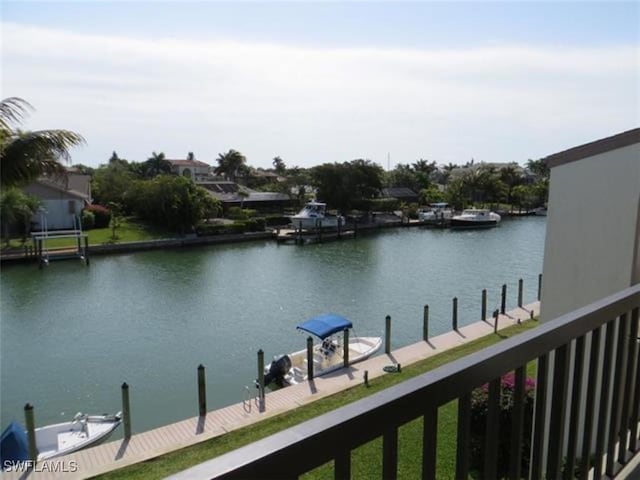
[94,320,538,480]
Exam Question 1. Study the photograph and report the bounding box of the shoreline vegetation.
[94,320,538,480]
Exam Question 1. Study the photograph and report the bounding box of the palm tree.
[0,97,85,188]
[144,151,171,178]
[214,149,246,182]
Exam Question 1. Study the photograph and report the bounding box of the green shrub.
[243,218,266,232]
[81,210,96,230]
[85,204,111,228]
[469,373,536,478]
[227,207,257,220]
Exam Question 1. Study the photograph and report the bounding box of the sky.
[2,1,639,170]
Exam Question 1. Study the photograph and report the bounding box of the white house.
[168,159,212,181]
[23,174,92,230]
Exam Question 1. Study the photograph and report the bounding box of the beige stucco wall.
[540,143,640,322]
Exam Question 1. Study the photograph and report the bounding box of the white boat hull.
[268,336,382,386]
[290,216,343,230]
[35,413,121,460]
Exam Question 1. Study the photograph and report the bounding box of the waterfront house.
[167,158,212,182]
[23,173,92,230]
[381,187,419,204]
[170,130,640,479]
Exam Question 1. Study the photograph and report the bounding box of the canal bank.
[2,303,539,480]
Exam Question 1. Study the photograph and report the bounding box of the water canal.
[1,217,546,435]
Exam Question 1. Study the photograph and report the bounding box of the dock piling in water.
[482,289,487,321]
[385,315,391,354]
[306,337,314,381]
[423,305,429,342]
[121,382,132,439]
[501,284,507,314]
[453,297,458,331]
[197,364,206,417]
[518,279,523,308]
[343,328,350,367]
[494,310,500,333]
[538,273,543,300]
[24,403,38,462]
[257,350,265,411]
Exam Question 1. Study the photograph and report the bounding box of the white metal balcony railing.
[170,284,640,480]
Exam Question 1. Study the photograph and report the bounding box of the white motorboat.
[264,313,382,386]
[418,203,454,223]
[450,208,501,228]
[533,206,547,216]
[1,412,121,466]
[289,202,344,230]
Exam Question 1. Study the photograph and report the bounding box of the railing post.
[537,273,542,300]
[121,382,131,439]
[481,289,487,321]
[257,350,265,411]
[306,336,314,381]
[197,364,206,417]
[343,328,350,367]
[385,315,391,354]
[501,284,507,314]
[24,403,38,462]
[518,278,523,308]
[452,297,458,331]
[423,305,429,341]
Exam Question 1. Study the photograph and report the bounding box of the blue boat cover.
[297,313,353,339]
[0,421,29,464]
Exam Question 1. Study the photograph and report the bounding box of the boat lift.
[30,209,90,268]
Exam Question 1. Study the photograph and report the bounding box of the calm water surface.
[1,217,546,434]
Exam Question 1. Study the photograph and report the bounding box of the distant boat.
[290,202,344,230]
[1,412,121,466]
[450,209,501,228]
[263,313,382,387]
[533,207,547,216]
[418,203,453,223]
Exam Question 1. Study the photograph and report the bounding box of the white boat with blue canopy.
[264,313,382,387]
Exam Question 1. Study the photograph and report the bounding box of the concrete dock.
[3,302,539,479]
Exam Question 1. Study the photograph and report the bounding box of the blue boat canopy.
[1,421,29,465]
[296,313,353,339]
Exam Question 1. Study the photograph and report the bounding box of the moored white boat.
[289,202,344,230]
[1,412,121,466]
[450,209,501,228]
[264,313,382,386]
[418,203,454,223]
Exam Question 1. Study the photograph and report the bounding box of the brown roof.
[167,159,211,168]
[544,128,640,169]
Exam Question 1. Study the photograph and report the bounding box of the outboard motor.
[263,354,292,387]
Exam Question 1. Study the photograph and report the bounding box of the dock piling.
[121,382,132,439]
[538,273,543,301]
[501,284,507,315]
[385,315,391,354]
[343,328,350,367]
[197,364,207,417]
[24,403,38,462]
[307,337,314,381]
[423,305,429,342]
[453,297,458,331]
[518,279,523,308]
[493,310,500,333]
[257,350,265,411]
[482,289,487,321]
[84,236,90,266]
[363,370,369,387]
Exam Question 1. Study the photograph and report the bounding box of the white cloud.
[2,22,638,167]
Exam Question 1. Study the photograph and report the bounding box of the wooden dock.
[3,302,539,479]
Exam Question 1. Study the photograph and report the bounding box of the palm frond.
[0,97,33,132]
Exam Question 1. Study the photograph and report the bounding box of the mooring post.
[121,382,131,439]
[24,403,38,462]
[84,236,90,266]
[197,364,206,417]
[537,273,542,301]
[518,279,523,308]
[385,315,391,354]
[423,304,429,342]
[501,284,507,315]
[494,309,499,334]
[337,217,342,239]
[257,350,265,411]
[482,289,487,321]
[343,328,350,367]
[452,297,458,331]
[363,370,369,387]
[306,336,314,381]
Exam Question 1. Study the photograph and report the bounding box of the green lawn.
[2,219,172,251]
[95,320,538,480]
